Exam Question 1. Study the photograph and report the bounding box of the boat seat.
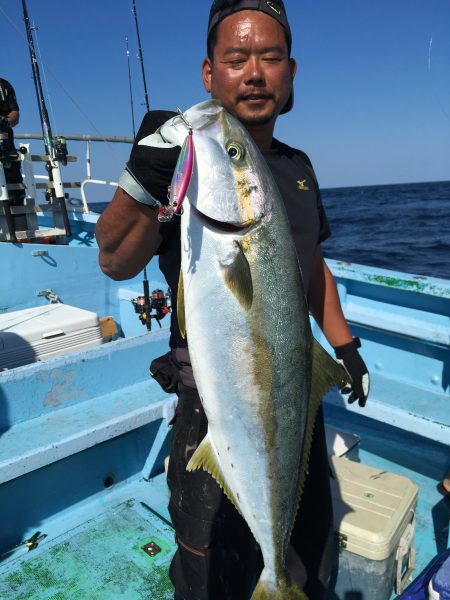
[0,331,177,486]
[0,378,176,486]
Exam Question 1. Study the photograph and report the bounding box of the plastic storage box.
[0,304,104,369]
[329,456,419,600]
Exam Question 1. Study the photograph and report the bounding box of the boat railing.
[14,133,133,213]
[321,258,450,444]
[0,138,74,241]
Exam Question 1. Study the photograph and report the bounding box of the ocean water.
[321,180,450,280]
[94,180,449,281]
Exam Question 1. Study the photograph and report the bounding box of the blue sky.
[1,0,449,188]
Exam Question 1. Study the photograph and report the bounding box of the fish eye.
[226,142,245,162]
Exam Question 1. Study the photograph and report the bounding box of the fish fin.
[311,338,351,404]
[251,569,309,600]
[291,340,351,533]
[186,433,242,515]
[221,242,253,310]
[177,270,186,339]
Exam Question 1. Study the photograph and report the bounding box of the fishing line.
[125,36,136,138]
[0,4,118,155]
[30,4,59,136]
[132,0,150,112]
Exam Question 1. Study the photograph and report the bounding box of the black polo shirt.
[0,78,19,149]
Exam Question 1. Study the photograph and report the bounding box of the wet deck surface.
[0,498,175,600]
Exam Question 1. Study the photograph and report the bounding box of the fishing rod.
[21,0,71,236]
[21,0,50,154]
[125,36,136,138]
[129,0,160,330]
[131,0,150,113]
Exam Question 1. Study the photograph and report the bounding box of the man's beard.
[238,113,274,126]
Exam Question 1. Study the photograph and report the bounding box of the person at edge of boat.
[96,1,370,599]
[438,469,450,497]
[0,78,26,222]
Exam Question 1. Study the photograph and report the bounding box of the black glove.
[0,116,10,132]
[128,110,181,204]
[334,337,370,407]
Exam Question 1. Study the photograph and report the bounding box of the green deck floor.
[1,500,175,600]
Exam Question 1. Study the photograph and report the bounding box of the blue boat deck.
[0,480,175,600]
[0,243,448,599]
[0,398,448,599]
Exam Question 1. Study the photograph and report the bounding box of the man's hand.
[127,110,180,204]
[334,337,370,407]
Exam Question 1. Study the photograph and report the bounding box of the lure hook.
[176,107,193,134]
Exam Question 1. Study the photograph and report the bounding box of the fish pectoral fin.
[221,242,253,310]
[291,339,351,533]
[177,270,186,339]
[311,338,351,398]
[186,433,242,515]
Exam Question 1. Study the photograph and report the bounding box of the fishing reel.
[132,288,171,331]
[53,136,68,166]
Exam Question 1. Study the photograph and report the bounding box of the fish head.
[165,100,274,229]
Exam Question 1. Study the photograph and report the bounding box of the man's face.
[202,10,296,129]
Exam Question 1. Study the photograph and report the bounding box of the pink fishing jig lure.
[158,127,194,222]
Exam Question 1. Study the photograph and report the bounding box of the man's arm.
[1,110,19,128]
[309,245,370,406]
[1,80,20,129]
[96,109,180,281]
[308,245,352,347]
[96,187,162,281]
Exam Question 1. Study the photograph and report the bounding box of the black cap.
[207,0,293,114]
[208,0,292,48]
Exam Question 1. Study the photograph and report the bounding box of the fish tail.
[251,569,309,600]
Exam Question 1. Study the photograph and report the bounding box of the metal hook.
[175,107,193,133]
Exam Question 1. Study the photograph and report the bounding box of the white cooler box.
[0,304,104,370]
[330,456,419,600]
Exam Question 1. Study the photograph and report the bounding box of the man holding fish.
[97,1,369,599]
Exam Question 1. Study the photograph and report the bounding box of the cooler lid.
[331,456,419,561]
[0,305,100,348]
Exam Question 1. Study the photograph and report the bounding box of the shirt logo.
[266,2,281,15]
[297,179,310,191]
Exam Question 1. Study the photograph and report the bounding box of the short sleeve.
[5,81,19,113]
[119,110,179,206]
[317,191,331,243]
[300,151,331,244]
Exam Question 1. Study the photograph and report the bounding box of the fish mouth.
[190,203,256,235]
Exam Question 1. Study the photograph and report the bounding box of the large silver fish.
[162,100,349,600]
